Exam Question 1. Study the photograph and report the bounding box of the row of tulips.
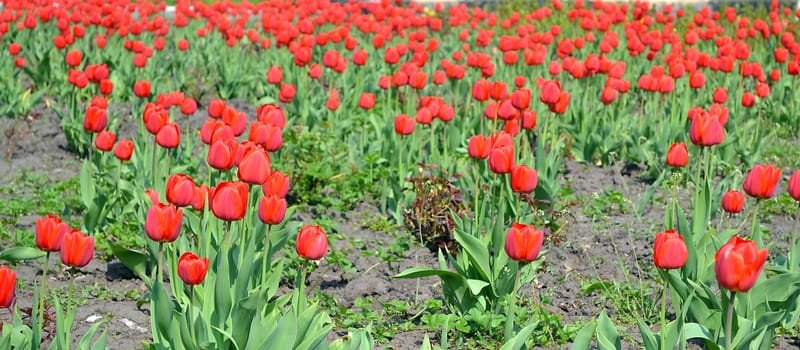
[1,0,800,348]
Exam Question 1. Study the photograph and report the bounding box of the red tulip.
[207,139,237,170]
[110,139,133,161]
[237,147,271,185]
[177,252,209,286]
[279,84,296,103]
[256,104,286,129]
[192,185,208,211]
[155,124,179,149]
[65,49,82,67]
[653,229,688,269]
[715,236,767,292]
[145,203,183,243]
[688,70,705,89]
[143,103,168,135]
[467,135,491,160]
[210,181,248,221]
[134,80,151,98]
[488,144,514,174]
[177,39,189,51]
[394,114,415,135]
[712,88,728,104]
[504,222,544,263]
[741,92,756,107]
[167,174,195,207]
[61,229,94,268]
[8,43,21,56]
[689,111,724,146]
[208,99,227,118]
[472,80,491,102]
[296,224,328,260]
[83,105,108,133]
[358,93,376,110]
[666,142,688,168]
[258,195,287,225]
[180,98,197,115]
[721,190,745,214]
[36,215,68,252]
[510,165,538,193]
[0,266,16,308]
[263,171,290,198]
[510,89,531,110]
[742,164,781,199]
[267,66,283,84]
[788,170,800,202]
[94,130,116,152]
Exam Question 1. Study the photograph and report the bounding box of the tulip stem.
[188,286,195,348]
[504,264,521,342]
[750,200,761,247]
[660,270,668,350]
[474,164,481,237]
[37,252,50,346]
[158,242,164,284]
[725,291,735,350]
[261,224,272,284]
[791,204,800,269]
[151,137,158,190]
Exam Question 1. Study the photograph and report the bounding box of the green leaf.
[0,247,45,262]
[466,279,490,296]
[499,322,538,350]
[571,320,596,350]
[596,310,621,350]
[80,161,96,209]
[454,229,492,284]
[152,280,174,338]
[636,319,658,350]
[108,241,149,283]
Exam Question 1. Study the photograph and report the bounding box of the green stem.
[261,224,273,284]
[725,291,735,350]
[660,270,668,350]
[750,200,761,247]
[474,164,481,235]
[791,204,800,270]
[504,265,521,342]
[158,242,164,284]
[151,137,158,190]
[188,286,195,349]
[37,252,50,346]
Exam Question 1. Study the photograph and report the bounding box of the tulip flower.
[143,103,168,135]
[742,164,781,199]
[721,190,746,214]
[156,124,180,149]
[94,130,116,152]
[358,93,376,110]
[207,139,237,171]
[83,105,108,133]
[266,66,283,84]
[262,171,290,198]
[134,80,151,98]
[145,203,183,243]
[504,223,544,263]
[256,104,286,129]
[61,229,94,268]
[488,145,514,174]
[258,195,287,225]
[279,84,296,103]
[789,170,800,202]
[665,142,688,168]
[0,266,16,308]
[237,147,271,185]
[510,165,538,193]
[166,174,195,207]
[210,181,248,221]
[296,225,328,261]
[208,99,226,118]
[653,230,688,269]
[192,185,208,211]
[715,236,767,293]
[177,252,209,286]
[394,114,415,135]
[36,215,68,252]
[114,140,134,161]
[689,111,724,146]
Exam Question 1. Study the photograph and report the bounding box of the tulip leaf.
[152,279,174,339]
[108,241,149,282]
[636,319,658,350]
[571,320,596,350]
[465,279,490,296]
[596,310,621,350]
[499,322,537,350]
[80,160,96,209]
[0,247,45,262]
[454,229,491,283]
